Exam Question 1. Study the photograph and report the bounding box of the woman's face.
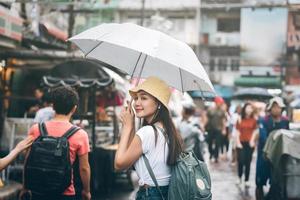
[245,104,253,117]
[133,91,159,121]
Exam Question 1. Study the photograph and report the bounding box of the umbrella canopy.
[69,23,214,93]
[233,87,273,101]
[42,59,113,88]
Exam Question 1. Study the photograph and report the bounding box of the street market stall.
[42,59,131,194]
[264,129,300,199]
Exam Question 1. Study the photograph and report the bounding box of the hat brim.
[267,101,285,110]
[129,88,169,110]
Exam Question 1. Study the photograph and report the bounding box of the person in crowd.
[229,104,242,165]
[0,137,33,172]
[236,103,257,188]
[254,97,289,200]
[114,77,183,200]
[176,101,204,161]
[220,103,230,160]
[206,96,226,163]
[33,91,55,123]
[23,86,91,200]
[27,88,44,117]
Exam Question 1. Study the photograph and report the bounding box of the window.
[230,59,240,71]
[209,59,215,71]
[217,18,240,32]
[294,13,300,29]
[218,58,227,71]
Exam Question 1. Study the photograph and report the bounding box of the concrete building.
[199,1,241,86]
[117,0,200,49]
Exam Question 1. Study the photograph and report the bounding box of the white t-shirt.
[175,117,201,140]
[134,125,171,186]
[34,107,55,123]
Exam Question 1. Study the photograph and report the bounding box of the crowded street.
[95,150,257,200]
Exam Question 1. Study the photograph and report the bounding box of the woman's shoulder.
[136,125,155,136]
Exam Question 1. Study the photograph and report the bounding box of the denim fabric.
[136,185,169,200]
[30,193,76,200]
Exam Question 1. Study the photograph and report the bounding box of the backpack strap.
[38,122,48,136]
[142,154,165,200]
[62,126,81,139]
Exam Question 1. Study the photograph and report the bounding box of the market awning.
[42,59,113,88]
[234,77,282,88]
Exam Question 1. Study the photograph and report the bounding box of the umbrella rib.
[194,80,206,101]
[179,68,184,92]
[136,55,148,85]
[131,52,143,79]
[85,41,104,57]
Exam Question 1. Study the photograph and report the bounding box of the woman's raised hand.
[119,100,135,131]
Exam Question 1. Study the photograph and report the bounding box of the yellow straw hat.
[129,77,171,109]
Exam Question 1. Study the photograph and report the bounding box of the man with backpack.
[254,97,289,200]
[22,86,91,200]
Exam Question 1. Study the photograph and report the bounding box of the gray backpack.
[143,150,212,200]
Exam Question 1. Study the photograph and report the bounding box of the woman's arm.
[115,104,143,171]
[236,130,242,149]
[114,133,143,171]
[235,118,242,148]
[250,129,259,148]
[0,136,33,171]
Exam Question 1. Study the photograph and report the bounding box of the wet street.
[94,149,257,200]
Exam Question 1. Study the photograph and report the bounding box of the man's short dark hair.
[41,91,52,104]
[51,86,79,115]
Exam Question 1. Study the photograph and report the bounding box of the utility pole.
[196,0,201,59]
[140,0,145,26]
[67,2,75,50]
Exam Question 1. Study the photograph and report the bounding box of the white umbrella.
[69,23,214,93]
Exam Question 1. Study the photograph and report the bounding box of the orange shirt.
[236,118,257,142]
[28,121,90,196]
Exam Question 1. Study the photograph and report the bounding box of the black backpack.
[24,123,80,195]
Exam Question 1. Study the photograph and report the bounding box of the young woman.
[236,103,257,188]
[115,77,183,200]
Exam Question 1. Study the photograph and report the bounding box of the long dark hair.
[241,103,254,119]
[142,102,183,166]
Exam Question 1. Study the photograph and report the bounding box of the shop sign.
[0,6,23,41]
[287,12,300,50]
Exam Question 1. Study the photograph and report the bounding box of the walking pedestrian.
[176,101,204,161]
[114,77,183,200]
[22,86,91,200]
[206,96,226,163]
[229,105,242,165]
[33,91,55,123]
[0,136,33,172]
[236,103,257,188]
[220,103,230,160]
[254,97,289,200]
